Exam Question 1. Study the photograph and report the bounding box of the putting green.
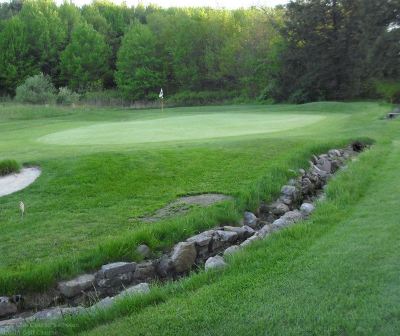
[39,113,325,145]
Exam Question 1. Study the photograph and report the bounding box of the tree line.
[0,0,399,104]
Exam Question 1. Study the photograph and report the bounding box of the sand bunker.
[0,167,41,197]
[141,194,233,222]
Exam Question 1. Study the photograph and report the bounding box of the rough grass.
[0,102,391,295]
[0,159,20,176]
[18,123,400,335]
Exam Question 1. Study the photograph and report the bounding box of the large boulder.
[223,245,241,256]
[29,307,83,321]
[136,244,151,259]
[316,157,332,174]
[116,283,150,299]
[133,261,156,281]
[171,242,197,273]
[0,297,17,318]
[272,210,304,230]
[243,211,258,228]
[223,225,255,240]
[97,262,136,279]
[205,256,227,271]
[269,202,290,216]
[215,230,238,243]
[300,203,315,216]
[58,274,95,298]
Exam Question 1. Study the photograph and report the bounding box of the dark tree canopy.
[0,0,398,103]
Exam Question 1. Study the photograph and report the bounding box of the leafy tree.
[19,0,67,85]
[115,22,163,100]
[60,22,111,91]
[0,17,36,95]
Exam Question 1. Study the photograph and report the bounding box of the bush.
[56,87,80,106]
[168,91,237,106]
[0,159,20,176]
[375,80,400,103]
[81,90,131,106]
[15,73,56,104]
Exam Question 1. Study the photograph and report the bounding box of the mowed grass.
[0,102,390,295]
[20,121,400,336]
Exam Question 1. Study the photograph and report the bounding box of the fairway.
[38,113,324,145]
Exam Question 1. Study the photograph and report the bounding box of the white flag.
[159,88,164,99]
[19,201,25,217]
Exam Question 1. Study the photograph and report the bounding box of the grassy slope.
[0,102,388,294]
[21,118,399,336]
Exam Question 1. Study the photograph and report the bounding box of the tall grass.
[0,159,20,176]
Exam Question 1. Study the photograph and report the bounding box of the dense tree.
[272,0,400,103]
[0,0,398,103]
[115,22,163,100]
[0,16,36,94]
[60,22,111,91]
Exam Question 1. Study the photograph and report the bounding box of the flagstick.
[161,98,164,113]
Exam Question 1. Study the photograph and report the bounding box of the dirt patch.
[0,167,41,198]
[141,194,234,222]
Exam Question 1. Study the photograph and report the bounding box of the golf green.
[38,113,325,145]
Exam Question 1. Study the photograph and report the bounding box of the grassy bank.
[0,102,390,295]
[18,115,400,335]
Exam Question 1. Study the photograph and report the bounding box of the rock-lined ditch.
[0,142,366,334]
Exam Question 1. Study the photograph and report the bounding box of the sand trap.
[141,193,233,222]
[0,167,41,197]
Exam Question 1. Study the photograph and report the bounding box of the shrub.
[56,87,80,106]
[0,159,20,176]
[15,73,56,104]
[375,80,400,103]
[168,91,237,106]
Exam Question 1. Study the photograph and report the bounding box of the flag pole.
[159,88,164,112]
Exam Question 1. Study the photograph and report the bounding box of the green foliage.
[15,73,56,104]
[0,16,37,95]
[0,159,20,176]
[60,22,111,91]
[115,22,163,100]
[169,90,237,106]
[375,80,400,103]
[56,87,80,105]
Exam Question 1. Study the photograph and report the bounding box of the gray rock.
[300,203,315,215]
[281,185,297,198]
[97,262,136,279]
[133,261,156,281]
[0,318,24,335]
[155,255,173,277]
[223,245,240,256]
[240,233,261,247]
[316,157,332,174]
[116,283,150,299]
[269,202,290,216]
[272,210,304,230]
[171,241,197,272]
[243,211,258,228]
[97,272,133,288]
[205,256,227,271]
[58,274,95,298]
[328,149,341,157]
[29,307,83,321]
[89,296,114,311]
[186,230,214,246]
[223,225,255,239]
[215,230,238,243]
[258,224,272,238]
[136,244,151,258]
[0,297,17,318]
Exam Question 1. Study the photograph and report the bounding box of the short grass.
[19,118,400,336]
[0,102,390,295]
